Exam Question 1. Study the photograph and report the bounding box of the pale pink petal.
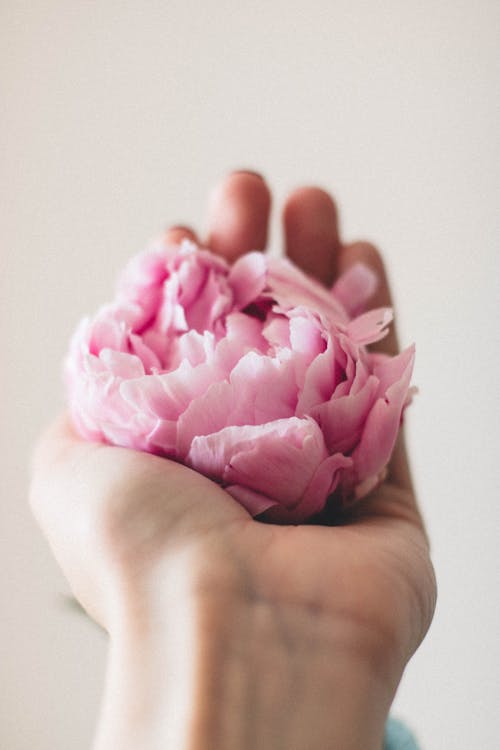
[225,485,278,516]
[129,333,162,372]
[116,246,168,306]
[156,275,188,334]
[175,330,215,367]
[229,252,268,309]
[137,329,169,368]
[289,314,325,359]
[346,308,393,346]
[146,418,178,455]
[212,336,253,376]
[99,415,154,451]
[184,269,232,332]
[226,425,320,505]
[177,351,298,457]
[88,315,128,355]
[351,347,415,484]
[267,257,348,323]
[329,333,359,397]
[371,344,416,398]
[331,262,378,317]
[296,337,339,414]
[187,418,327,508]
[120,375,176,419]
[99,349,145,379]
[177,381,233,458]
[312,375,379,454]
[347,357,370,396]
[157,359,221,418]
[81,352,107,376]
[263,452,353,523]
[262,314,291,348]
[225,312,267,353]
[121,358,220,428]
[177,255,207,308]
[229,351,298,422]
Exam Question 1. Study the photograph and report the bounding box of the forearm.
[93,576,400,750]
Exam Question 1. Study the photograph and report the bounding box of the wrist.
[95,553,402,750]
[192,595,398,750]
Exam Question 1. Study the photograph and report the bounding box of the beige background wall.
[2,2,499,748]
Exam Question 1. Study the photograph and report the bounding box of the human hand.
[30,171,436,750]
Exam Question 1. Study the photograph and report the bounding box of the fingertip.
[205,171,271,262]
[284,185,338,218]
[283,186,340,286]
[163,225,198,246]
[231,169,265,180]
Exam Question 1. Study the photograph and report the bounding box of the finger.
[205,171,271,263]
[283,187,340,286]
[338,241,399,356]
[163,225,199,246]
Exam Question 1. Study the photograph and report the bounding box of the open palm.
[31,171,436,686]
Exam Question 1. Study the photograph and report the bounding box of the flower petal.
[331,262,378,317]
[267,257,348,323]
[99,349,145,379]
[225,485,278,516]
[187,417,327,508]
[176,351,298,457]
[229,252,268,309]
[346,307,393,346]
[351,346,415,486]
[263,452,352,523]
[311,375,379,454]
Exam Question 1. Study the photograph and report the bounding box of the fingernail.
[165,224,194,234]
[231,169,264,180]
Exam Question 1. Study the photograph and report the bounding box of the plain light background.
[2,1,499,748]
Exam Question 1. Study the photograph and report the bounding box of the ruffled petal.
[346,308,393,346]
[225,485,278,516]
[351,346,415,487]
[146,418,177,455]
[267,257,349,323]
[331,262,378,317]
[296,336,339,414]
[229,251,268,309]
[176,351,298,457]
[187,417,328,508]
[225,312,268,353]
[120,374,175,419]
[311,375,379,454]
[129,333,162,372]
[99,349,145,379]
[371,345,416,398]
[229,351,298,422]
[289,313,325,360]
[263,452,353,523]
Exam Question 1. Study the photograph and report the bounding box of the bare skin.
[30,172,436,750]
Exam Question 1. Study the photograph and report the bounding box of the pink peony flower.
[65,237,414,523]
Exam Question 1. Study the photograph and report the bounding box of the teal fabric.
[384,717,420,749]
